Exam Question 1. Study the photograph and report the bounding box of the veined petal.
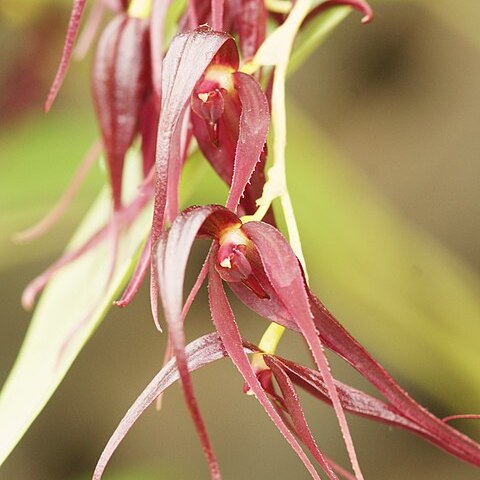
[150,0,172,106]
[225,72,269,211]
[265,356,339,480]
[156,205,239,478]
[92,333,234,480]
[228,0,267,60]
[92,14,150,210]
[309,293,480,467]
[151,27,237,244]
[242,221,364,480]
[207,252,323,480]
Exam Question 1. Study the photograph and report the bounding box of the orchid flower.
[89,204,480,479]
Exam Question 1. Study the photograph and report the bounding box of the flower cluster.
[20,0,480,479]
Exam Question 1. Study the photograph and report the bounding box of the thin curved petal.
[242,221,364,480]
[150,0,172,105]
[156,205,239,478]
[92,333,234,480]
[304,0,374,27]
[225,72,269,211]
[151,28,237,244]
[44,0,88,112]
[14,140,102,243]
[207,252,323,480]
[265,356,339,480]
[309,293,480,467]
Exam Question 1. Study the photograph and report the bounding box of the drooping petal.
[139,98,159,176]
[443,414,480,423]
[309,293,480,467]
[207,250,323,480]
[273,354,480,467]
[265,356,339,480]
[242,221,364,480]
[114,236,151,308]
[225,72,269,211]
[92,333,235,480]
[44,0,88,112]
[22,223,110,310]
[304,0,374,27]
[74,0,106,60]
[156,205,239,478]
[273,355,427,434]
[227,227,480,466]
[151,28,237,244]
[23,177,153,309]
[211,0,224,31]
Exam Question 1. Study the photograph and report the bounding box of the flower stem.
[242,0,313,359]
[265,0,292,14]
[252,323,286,371]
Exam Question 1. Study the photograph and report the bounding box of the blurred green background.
[1,1,479,479]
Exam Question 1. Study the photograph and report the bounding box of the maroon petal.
[74,0,106,60]
[242,221,364,479]
[211,0,225,31]
[273,355,428,434]
[44,0,88,112]
[207,251,323,480]
[156,205,239,478]
[150,0,172,106]
[265,356,339,480]
[225,72,269,211]
[443,414,480,423]
[139,98,159,176]
[114,236,151,308]
[92,333,235,480]
[309,293,480,467]
[22,222,110,310]
[151,28,236,245]
[304,0,374,27]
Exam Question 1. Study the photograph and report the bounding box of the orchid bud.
[92,13,150,210]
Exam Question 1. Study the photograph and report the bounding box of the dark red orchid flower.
[90,204,480,480]
[115,27,270,327]
[22,26,270,313]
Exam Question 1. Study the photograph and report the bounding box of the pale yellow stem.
[242,0,313,358]
[128,0,152,19]
[251,323,286,377]
[265,0,292,14]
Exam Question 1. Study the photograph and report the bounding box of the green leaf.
[0,153,152,467]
